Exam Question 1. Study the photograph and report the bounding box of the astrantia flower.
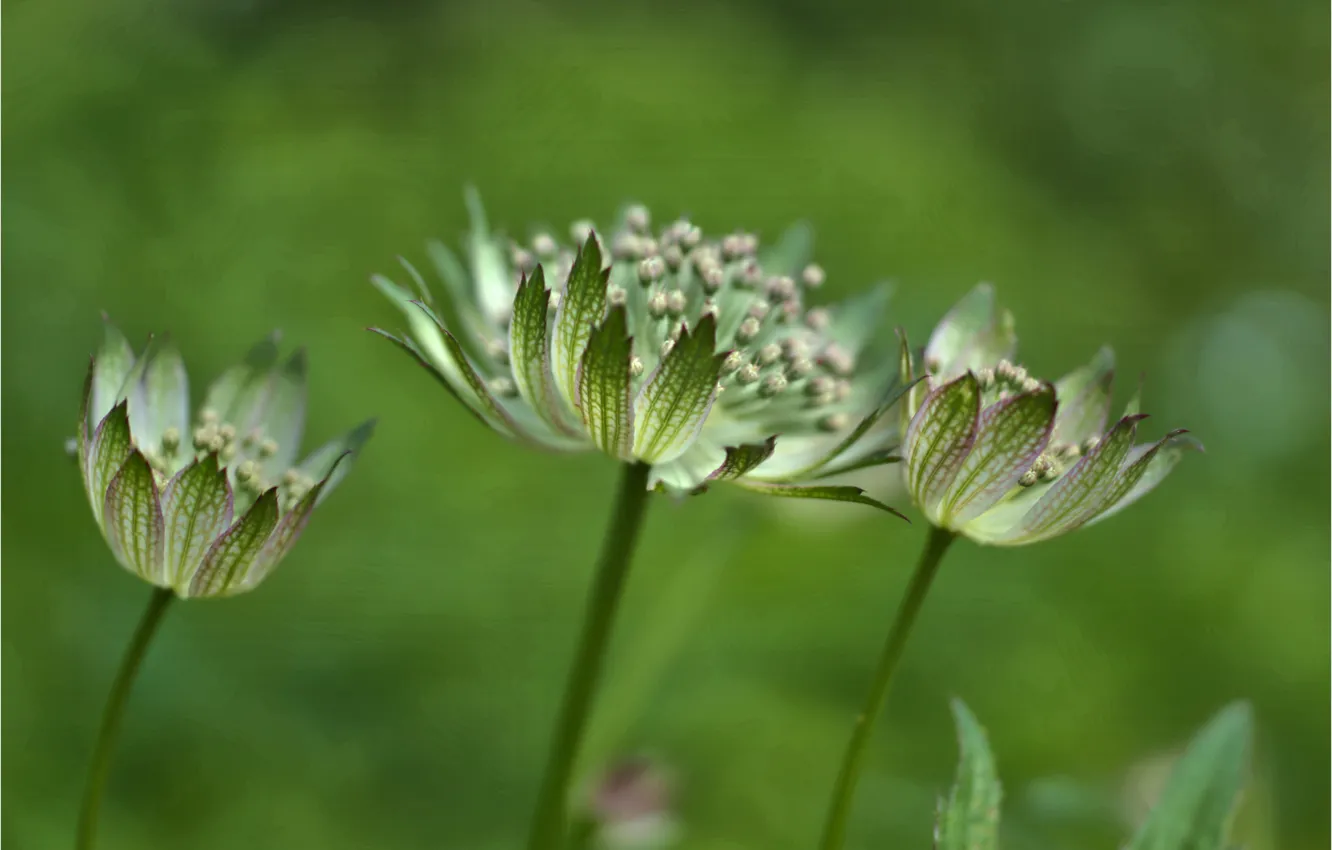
[898,284,1201,545]
[78,320,374,598]
[371,191,911,513]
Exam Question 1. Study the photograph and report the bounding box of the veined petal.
[511,266,578,434]
[86,402,135,525]
[732,482,909,521]
[369,327,508,434]
[126,339,189,458]
[161,453,235,589]
[1086,430,1202,526]
[942,385,1057,526]
[577,306,635,460]
[1007,414,1146,544]
[90,318,136,432]
[903,373,981,519]
[1052,347,1114,446]
[632,314,726,464]
[234,454,348,594]
[296,418,377,505]
[78,357,96,485]
[648,439,726,494]
[103,451,167,585]
[551,233,610,410]
[187,489,279,598]
[372,274,457,375]
[708,436,778,481]
[924,284,1017,380]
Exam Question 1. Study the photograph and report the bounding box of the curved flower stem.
[817,525,957,850]
[77,586,174,850]
[527,461,653,850]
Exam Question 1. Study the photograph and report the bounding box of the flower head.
[78,319,374,598]
[899,285,1200,545]
[371,190,912,514]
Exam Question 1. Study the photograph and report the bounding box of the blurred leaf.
[935,699,1002,850]
[1126,702,1252,850]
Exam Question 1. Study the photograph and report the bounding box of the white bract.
[900,285,1200,545]
[78,320,374,598]
[372,191,914,515]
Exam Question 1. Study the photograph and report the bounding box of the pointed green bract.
[905,373,981,517]
[103,451,166,584]
[632,315,725,464]
[935,700,1002,850]
[1052,347,1114,446]
[241,470,335,593]
[297,419,377,505]
[808,449,902,480]
[708,437,777,481]
[91,319,136,432]
[1088,431,1203,526]
[734,482,909,520]
[1012,414,1145,543]
[127,340,189,457]
[87,402,136,525]
[161,454,235,589]
[1126,703,1251,850]
[188,489,279,597]
[924,284,1016,379]
[577,306,635,460]
[464,185,515,325]
[552,234,610,408]
[371,274,459,377]
[943,385,1056,526]
[511,266,573,433]
[368,328,499,432]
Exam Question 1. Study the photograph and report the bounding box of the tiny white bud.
[629,356,645,377]
[757,343,782,366]
[781,337,810,362]
[638,256,665,285]
[721,351,746,374]
[787,357,815,379]
[259,438,279,459]
[489,376,517,397]
[511,246,535,272]
[766,275,796,301]
[570,219,596,244]
[1021,376,1042,393]
[736,317,761,344]
[975,367,996,389]
[660,339,676,357]
[819,412,851,432]
[665,289,687,317]
[1019,469,1039,487]
[200,408,219,425]
[819,344,855,376]
[700,298,720,319]
[648,291,669,319]
[747,299,771,320]
[801,263,826,288]
[236,460,259,483]
[548,290,563,310]
[662,244,685,271]
[736,259,763,288]
[681,224,702,249]
[759,374,788,397]
[532,233,558,258]
[804,307,831,332]
[160,427,181,454]
[607,284,628,307]
[1081,436,1100,454]
[1011,365,1029,384]
[737,364,761,385]
[701,266,725,294]
[805,375,835,397]
[721,233,748,260]
[613,232,640,260]
[625,204,651,233]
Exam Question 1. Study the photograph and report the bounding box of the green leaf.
[632,315,726,464]
[103,450,166,585]
[1126,702,1252,850]
[296,418,377,505]
[86,402,136,525]
[935,699,1002,850]
[943,385,1057,525]
[732,482,909,520]
[577,306,635,459]
[1011,413,1145,543]
[904,373,981,518]
[708,436,777,481]
[1052,347,1115,447]
[90,317,136,432]
[551,233,610,410]
[511,266,577,434]
[188,488,279,598]
[923,284,1017,380]
[161,453,235,589]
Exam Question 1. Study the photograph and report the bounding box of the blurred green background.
[5,0,1328,847]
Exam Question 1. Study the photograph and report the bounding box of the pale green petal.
[161,453,235,589]
[90,318,136,432]
[1052,347,1114,446]
[187,489,279,598]
[296,419,377,505]
[463,185,517,326]
[923,284,1017,379]
[257,349,307,473]
[577,306,635,460]
[102,450,166,585]
[1004,414,1145,544]
[757,221,813,275]
[632,315,725,464]
[368,327,507,435]
[372,274,457,378]
[551,233,610,410]
[825,283,892,355]
[903,373,981,521]
[126,340,190,459]
[942,385,1056,527]
[511,265,580,434]
[1085,430,1201,527]
[202,333,280,425]
[86,402,135,525]
[648,440,726,494]
[233,456,347,594]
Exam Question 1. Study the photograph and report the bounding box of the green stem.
[817,525,956,850]
[526,461,653,850]
[77,586,174,850]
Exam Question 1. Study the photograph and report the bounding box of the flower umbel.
[371,190,911,513]
[77,319,374,598]
[899,284,1201,545]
